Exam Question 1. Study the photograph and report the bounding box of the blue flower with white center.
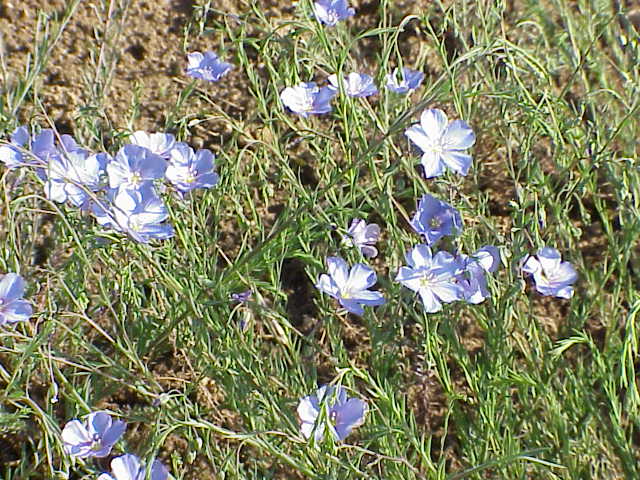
[297,385,366,442]
[522,247,577,299]
[92,185,174,243]
[106,144,166,191]
[186,51,232,82]
[280,82,336,117]
[313,0,355,26]
[61,411,125,458]
[0,273,32,326]
[43,149,106,207]
[410,194,463,245]
[166,142,219,194]
[315,256,385,316]
[98,454,168,480]
[405,108,476,178]
[395,244,463,312]
[328,72,378,97]
[385,67,424,94]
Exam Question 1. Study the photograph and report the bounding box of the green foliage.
[0,0,639,478]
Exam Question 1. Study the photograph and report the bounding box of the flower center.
[90,433,102,450]
[130,172,142,186]
[129,217,143,232]
[329,410,338,424]
[429,217,442,229]
[326,10,339,24]
[301,94,315,112]
[431,140,444,154]
[185,170,196,184]
[420,274,435,288]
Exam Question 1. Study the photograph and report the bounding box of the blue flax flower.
[186,51,232,82]
[405,108,476,178]
[396,244,463,312]
[44,148,106,207]
[315,256,385,315]
[0,127,58,170]
[522,247,577,299]
[61,411,125,458]
[129,131,176,159]
[410,194,462,245]
[280,82,336,117]
[456,245,500,304]
[166,143,219,193]
[92,185,174,243]
[313,0,355,26]
[385,67,424,94]
[98,454,168,480]
[297,385,366,442]
[0,126,30,169]
[328,72,378,97]
[0,273,32,325]
[107,144,166,191]
[342,218,380,258]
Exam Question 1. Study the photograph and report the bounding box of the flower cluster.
[280,68,423,116]
[315,175,500,316]
[0,127,219,243]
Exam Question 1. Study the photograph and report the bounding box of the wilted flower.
[0,273,32,325]
[98,454,168,480]
[405,108,476,178]
[456,245,500,304]
[313,0,355,26]
[342,218,380,258]
[43,149,106,207]
[396,244,463,312]
[231,290,252,303]
[129,131,176,159]
[385,67,424,94]
[280,82,336,117]
[522,247,577,299]
[186,51,232,82]
[107,144,166,191]
[166,143,219,193]
[410,194,462,245]
[328,72,378,97]
[297,385,366,442]
[92,185,174,243]
[315,256,385,315]
[61,411,125,458]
